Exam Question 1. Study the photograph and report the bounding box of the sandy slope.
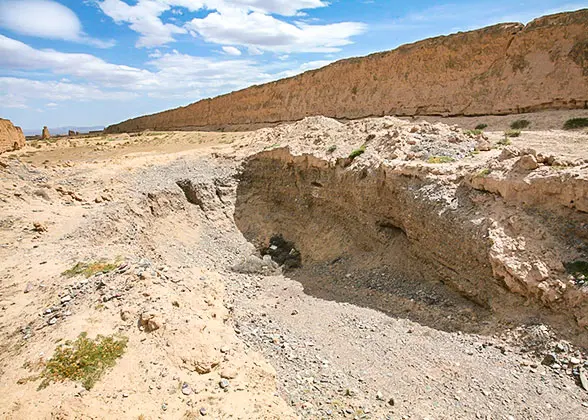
[0,115,587,419]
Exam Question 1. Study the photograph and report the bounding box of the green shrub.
[427,156,455,164]
[38,333,127,390]
[510,119,530,130]
[327,145,337,153]
[62,260,119,278]
[498,136,512,146]
[348,146,365,159]
[475,123,488,130]
[476,168,492,177]
[504,129,521,138]
[465,129,483,136]
[563,118,588,130]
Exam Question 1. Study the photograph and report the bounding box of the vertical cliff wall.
[106,10,588,133]
[0,119,26,154]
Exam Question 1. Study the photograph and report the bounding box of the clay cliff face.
[106,10,588,133]
[0,119,25,154]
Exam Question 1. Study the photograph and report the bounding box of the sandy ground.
[0,112,587,419]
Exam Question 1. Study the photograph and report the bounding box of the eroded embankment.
[234,148,588,346]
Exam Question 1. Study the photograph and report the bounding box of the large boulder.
[0,118,26,154]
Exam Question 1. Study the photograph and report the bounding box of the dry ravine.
[0,115,587,419]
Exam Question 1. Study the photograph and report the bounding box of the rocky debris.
[138,311,161,332]
[32,222,47,233]
[231,254,279,274]
[498,146,521,161]
[245,116,477,164]
[514,154,539,171]
[220,367,238,379]
[181,382,192,395]
[0,118,26,154]
[41,126,51,140]
[55,186,83,202]
[193,360,220,375]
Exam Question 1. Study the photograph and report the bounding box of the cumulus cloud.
[0,77,137,105]
[0,35,153,87]
[97,0,187,47]
[1,34,326,105]
[95,0,364,51]
[0,33,336,110]
[186,8,366,53]
[222,46,242,56]
[0,0,113,47]
[222,0,327,16]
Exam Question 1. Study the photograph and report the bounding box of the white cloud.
[222,46,242,55]
[186,8,366,53]
[0,32,341,111]
[0,35,154,87]
[0,0,113,47]
[248,46,263,55]
[97,0,187,47]
[222,0,327,16]
[95,1,364,51]
[0,77,137,105]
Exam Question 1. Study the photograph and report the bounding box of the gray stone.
[181,382,192,395]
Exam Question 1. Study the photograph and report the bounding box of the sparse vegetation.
[563,118,588,130]
[427,155,455,164]
[475,123,488,130]
[476,168,492,177]
[351,86,358,95]
[504,129,521,138]
[327,145,337,153]
[510,119,530,130]
[465,129,483,136]
[62,259,120,278]
[38,332,127,390]
[348,145,366,159]
[497,136,512,146]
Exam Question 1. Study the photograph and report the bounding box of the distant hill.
[106,9,588,134]
[23,126,104,136]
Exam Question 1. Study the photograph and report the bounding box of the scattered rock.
[498,146,521,161]
[120,309,131,321]
[33,222,47,232]
[219,379,229,389]
[138,311,162,332]
[514,154,539,171]
[181,382,192,395]
[220,367,238,379]
[194,360,219,375]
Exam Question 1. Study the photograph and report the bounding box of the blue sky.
[0,0,586,129]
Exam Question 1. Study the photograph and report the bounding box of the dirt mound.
[106,10,588,133]
[243,115,477,163]
[0,118,25,154]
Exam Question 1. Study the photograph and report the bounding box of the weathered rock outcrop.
[106,10,588,133]
[0,118,25,154]
[41,126,50,140]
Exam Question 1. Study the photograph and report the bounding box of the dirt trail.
[0,113,587,419]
